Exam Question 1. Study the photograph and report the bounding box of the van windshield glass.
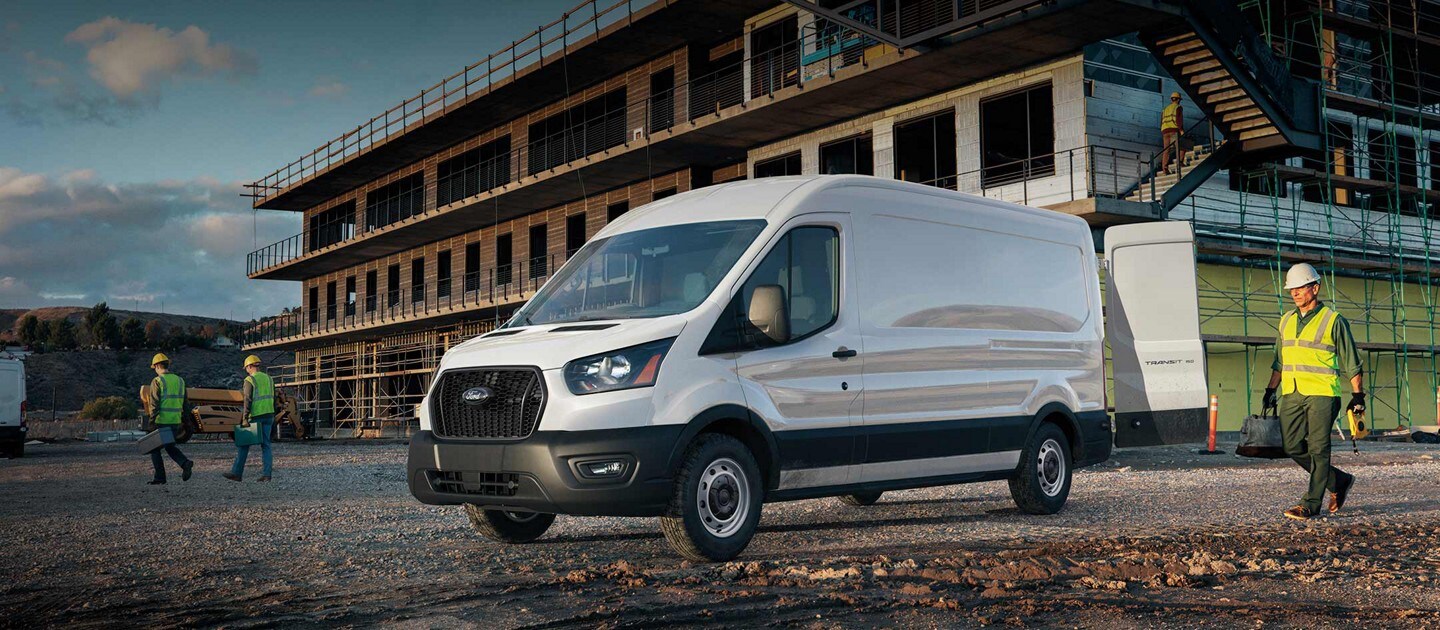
[510,220,766,326]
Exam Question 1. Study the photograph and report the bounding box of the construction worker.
[225,355,275,482]
[1159,91,1185,174]
[146,353,193,485]
[1263,263,1362,520]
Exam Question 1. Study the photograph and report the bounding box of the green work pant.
[1279,393,1351,512]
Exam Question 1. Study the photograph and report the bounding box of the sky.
[0,0,573,321]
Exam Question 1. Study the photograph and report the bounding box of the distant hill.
[22,347,294,412]
[0,306,242,343]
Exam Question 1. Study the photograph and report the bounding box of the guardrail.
[244,253,566,347]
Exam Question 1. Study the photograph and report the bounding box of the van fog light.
[579,460,627,478]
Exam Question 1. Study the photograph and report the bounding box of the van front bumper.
[407,426,683,517]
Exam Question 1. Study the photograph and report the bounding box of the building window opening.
[464,243,480,293]
[387,264,400,307]
[755,152,802,178]
[411,258,425,304]
[529,224,549,279]
[437,136,512,206]
[979,84,1054,187]
[895,110,957,188]
[437,250,452,299]
[528,89,627,174]
[345,276,356,317]
[566,214,588,258]
[820,134,874,175]
[365,172,425,231]
[309,201,355,251]
[650,68,675,132]
[751,15,799,99]
[496,233,513,285]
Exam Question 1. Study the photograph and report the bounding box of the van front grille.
[433,368,544,439]
[428,470,519,497]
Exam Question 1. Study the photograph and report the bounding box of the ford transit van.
[407,175,1208,561]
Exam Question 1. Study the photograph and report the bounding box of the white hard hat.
[1284,263,1322,290]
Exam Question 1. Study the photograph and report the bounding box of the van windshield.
[509,220,767,326]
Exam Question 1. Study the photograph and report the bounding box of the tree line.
[13,302,242,352]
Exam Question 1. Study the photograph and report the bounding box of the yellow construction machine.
[140,386,306,442]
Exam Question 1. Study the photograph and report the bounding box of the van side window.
[704,226,839,352]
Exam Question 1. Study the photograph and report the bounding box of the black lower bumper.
[407,425,684,517]
[0,426,25,444]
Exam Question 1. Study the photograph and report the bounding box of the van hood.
[437,316,689,372]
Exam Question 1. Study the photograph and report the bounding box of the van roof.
[596,175,1088,237]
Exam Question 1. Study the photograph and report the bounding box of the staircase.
[1126,139,1224,203]
[1121,2,1321,216]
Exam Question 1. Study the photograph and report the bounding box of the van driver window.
[741,226,840,343]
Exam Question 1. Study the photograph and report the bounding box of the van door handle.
[832,347,858,358]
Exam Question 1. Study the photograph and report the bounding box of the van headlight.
[563,338,674,395]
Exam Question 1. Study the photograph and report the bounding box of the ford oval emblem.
[461,386,494,405]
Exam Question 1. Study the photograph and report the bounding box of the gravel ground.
[2,438,1439,628]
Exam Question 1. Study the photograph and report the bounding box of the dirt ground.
[2,438,1438,629]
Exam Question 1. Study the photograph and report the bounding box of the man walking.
[1159,91,1185,174]
[146,353,194,485]
[225,355,275,482]
[1263,263,1362,520]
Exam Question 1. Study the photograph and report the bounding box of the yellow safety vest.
[1279,306,1344,397]
[247,372,276,417]
[1161,102,1181,131]
[154,373,187,425]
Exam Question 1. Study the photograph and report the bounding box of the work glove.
[1262,387,1278,410]
[1348,392,1366,415]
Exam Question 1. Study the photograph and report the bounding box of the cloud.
[65,17,256,101]
[2,18,254,126]
[0,167,297,321]
[307,78,348,100]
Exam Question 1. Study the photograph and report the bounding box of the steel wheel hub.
[1037,439,1065,497]
[697,457,749,538]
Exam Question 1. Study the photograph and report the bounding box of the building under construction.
[244,0,1440,435]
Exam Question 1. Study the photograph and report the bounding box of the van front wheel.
[463,505,555,543]
[1008,423,1073,515]
[660,434,763,562]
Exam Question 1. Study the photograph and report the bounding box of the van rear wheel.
[1009,423,1072,515]
[839,491,883,506]
[659,434,763,562]
[464,505,555,543]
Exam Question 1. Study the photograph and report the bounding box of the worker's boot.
[1329,473,1355,513]
[257,476,271,482]
[1283,505,1317,520]
[147,479,166,485]
[181,461,194,482]
[222,472,242,482]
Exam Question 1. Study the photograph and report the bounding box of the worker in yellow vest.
[1159,91,1185,174]
[146,353,194,485]
[1262,263,1362,520]
[225,355,276,482]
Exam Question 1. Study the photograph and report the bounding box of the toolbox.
[136,427,176,454]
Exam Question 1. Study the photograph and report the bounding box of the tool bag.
[137,427,176,454]
[1236,405,1287,459]
[233,422,263,447]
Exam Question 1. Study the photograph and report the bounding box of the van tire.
[1009,422,1072,515]
[660,433,763,562]
[839,492,883,506]
[4,442,21,459]
[463,505,555,543]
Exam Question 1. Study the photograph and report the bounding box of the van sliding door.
[1104,222,1209,447]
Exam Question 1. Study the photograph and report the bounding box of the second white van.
[407,175,1208,561]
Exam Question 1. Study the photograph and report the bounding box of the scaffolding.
[268,320,499,437]
[1172,0,1439,430]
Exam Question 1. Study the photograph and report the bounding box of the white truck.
[406,175,1208,561]
[0,358,26,458]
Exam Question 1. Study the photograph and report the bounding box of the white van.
[0,358,26,458]
[406,176,1208,561]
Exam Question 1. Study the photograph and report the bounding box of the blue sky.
[0,0,572,320]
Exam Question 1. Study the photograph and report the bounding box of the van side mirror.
[747,284,789,344]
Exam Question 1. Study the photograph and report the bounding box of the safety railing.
[1121,117,1223,203]
[244,253,569,347]
[244,0,666,202]
[247,16,900,276]
[902,145,1151,207]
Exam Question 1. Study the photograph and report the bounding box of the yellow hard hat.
[151,353,170,367]
[1171,91,1181,99]
[243,355,263,368]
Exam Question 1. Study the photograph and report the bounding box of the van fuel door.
[1103,222,1209,447]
